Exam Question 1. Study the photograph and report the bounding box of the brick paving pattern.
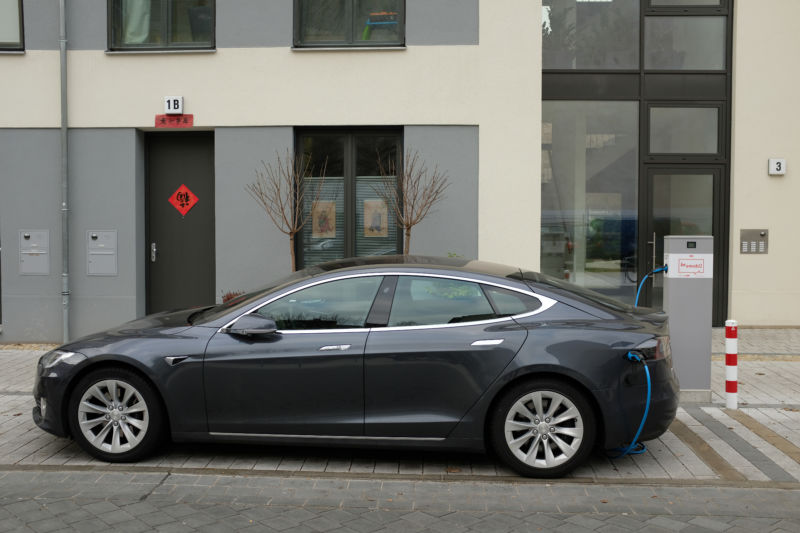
[2,329,800,531]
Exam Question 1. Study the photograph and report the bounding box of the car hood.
[59,307,211,356]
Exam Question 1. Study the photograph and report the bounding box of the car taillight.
[634,336,670,360]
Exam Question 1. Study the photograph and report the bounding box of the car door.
[203,275,384,436]
[364,275,531,438]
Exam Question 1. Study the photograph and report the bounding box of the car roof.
[308,255,522,280]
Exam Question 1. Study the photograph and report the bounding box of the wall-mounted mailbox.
[19,230,50,275]
[87,230,118,276]
[740,229,768,254]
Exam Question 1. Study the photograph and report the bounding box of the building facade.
[0,0,797,343]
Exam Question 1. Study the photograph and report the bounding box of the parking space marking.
[668,418,746,482]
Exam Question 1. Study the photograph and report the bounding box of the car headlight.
[41,350,85,369]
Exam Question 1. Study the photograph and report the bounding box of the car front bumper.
[32,351,86,438]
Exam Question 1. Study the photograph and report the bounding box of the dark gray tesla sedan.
[33,256,678,478]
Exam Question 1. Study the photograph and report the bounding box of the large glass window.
[644,16,726,70]
[257,276,383,330]
[542,0,639,70]
[298,130,401,268]
[0,0,23,50]
[649,107,719,154]
[295,0,404,47]
[541,101,639,303]
[109,0,215,50]
[388,277,495,327]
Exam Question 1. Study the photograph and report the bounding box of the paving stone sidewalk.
[2,328,800,486]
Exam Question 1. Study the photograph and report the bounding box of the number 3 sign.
[164,96,184,115]
[768,158,786,176]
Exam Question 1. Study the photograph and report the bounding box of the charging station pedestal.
[663,235,713,403]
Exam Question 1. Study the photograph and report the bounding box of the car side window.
[483,286,543,317]
[388,276,496,327]
[258,276,383,330]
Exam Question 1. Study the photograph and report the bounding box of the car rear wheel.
[489,379,596,478]
[68,368,164,462]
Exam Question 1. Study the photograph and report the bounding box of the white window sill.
[105,48,217,55]
[291,46,406,52]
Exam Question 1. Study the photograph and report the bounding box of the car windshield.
[511,270,635,313]
[189,266,324,324]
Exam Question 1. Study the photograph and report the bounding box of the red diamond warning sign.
[168,184,199,216]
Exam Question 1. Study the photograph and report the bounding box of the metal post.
[725,320,738,409]
[59,0,70,343]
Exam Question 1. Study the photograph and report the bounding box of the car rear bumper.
[600,356,680,449]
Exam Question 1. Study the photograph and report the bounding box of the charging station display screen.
[687,242,696,249]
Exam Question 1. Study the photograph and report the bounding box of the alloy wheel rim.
[77,379,149,454]
[504,390,583,469]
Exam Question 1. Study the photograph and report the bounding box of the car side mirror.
[228,314,278,336]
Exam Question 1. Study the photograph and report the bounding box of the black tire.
[68,367,164,463]
[489,379,596,478]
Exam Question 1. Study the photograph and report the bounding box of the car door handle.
[319,344,352,351]
[471,339,504,346]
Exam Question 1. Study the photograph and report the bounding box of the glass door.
[638,166,726,324]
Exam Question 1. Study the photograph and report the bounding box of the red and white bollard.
[725,319,738,409]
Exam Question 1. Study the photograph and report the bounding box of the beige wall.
[1,1,542,272]
[730,0,800,325]
[0,51,61,127]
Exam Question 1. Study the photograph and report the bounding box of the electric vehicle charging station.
[663,235,713,403]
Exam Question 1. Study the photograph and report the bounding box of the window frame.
[295,128,403,269]
[293,0,406,48]
[645,101,726,162]
[0,0,24,51]
[107,0,216,52]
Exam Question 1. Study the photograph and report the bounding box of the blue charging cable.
[609,351,652,458]
[611,264,667,458]
[635,265,668,307]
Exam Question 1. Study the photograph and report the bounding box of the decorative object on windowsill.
[373,149,450,255]
[246,150,328,271]
[362,11,399,40]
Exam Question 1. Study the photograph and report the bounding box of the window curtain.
[122,0,151,44]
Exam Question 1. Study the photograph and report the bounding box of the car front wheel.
[489,379,596,478]
[68,368,164,462]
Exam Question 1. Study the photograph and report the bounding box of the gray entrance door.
[639,165,726,325]
[146,133,215,314]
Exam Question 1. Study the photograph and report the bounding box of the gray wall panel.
[68,129,142,339]
[67,0,107,50]
[403,126,478,258]
[407,0,479,46]
[217,0,291,48]
[215,127,294,296]
[22,0,59,50]
[0,129,63,342]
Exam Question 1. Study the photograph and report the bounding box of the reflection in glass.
[542,0,639,69]
[355,136,398,257]
[0,0,22,48]
[541,101,639,304]
[112,0,214,48]
[650,173,714,308]
[650,107,718,154]
[300,0,347,44]
[299,0,402,45]
[651,0,720,5]
[357,0,403,44]
[645,16,726,70]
